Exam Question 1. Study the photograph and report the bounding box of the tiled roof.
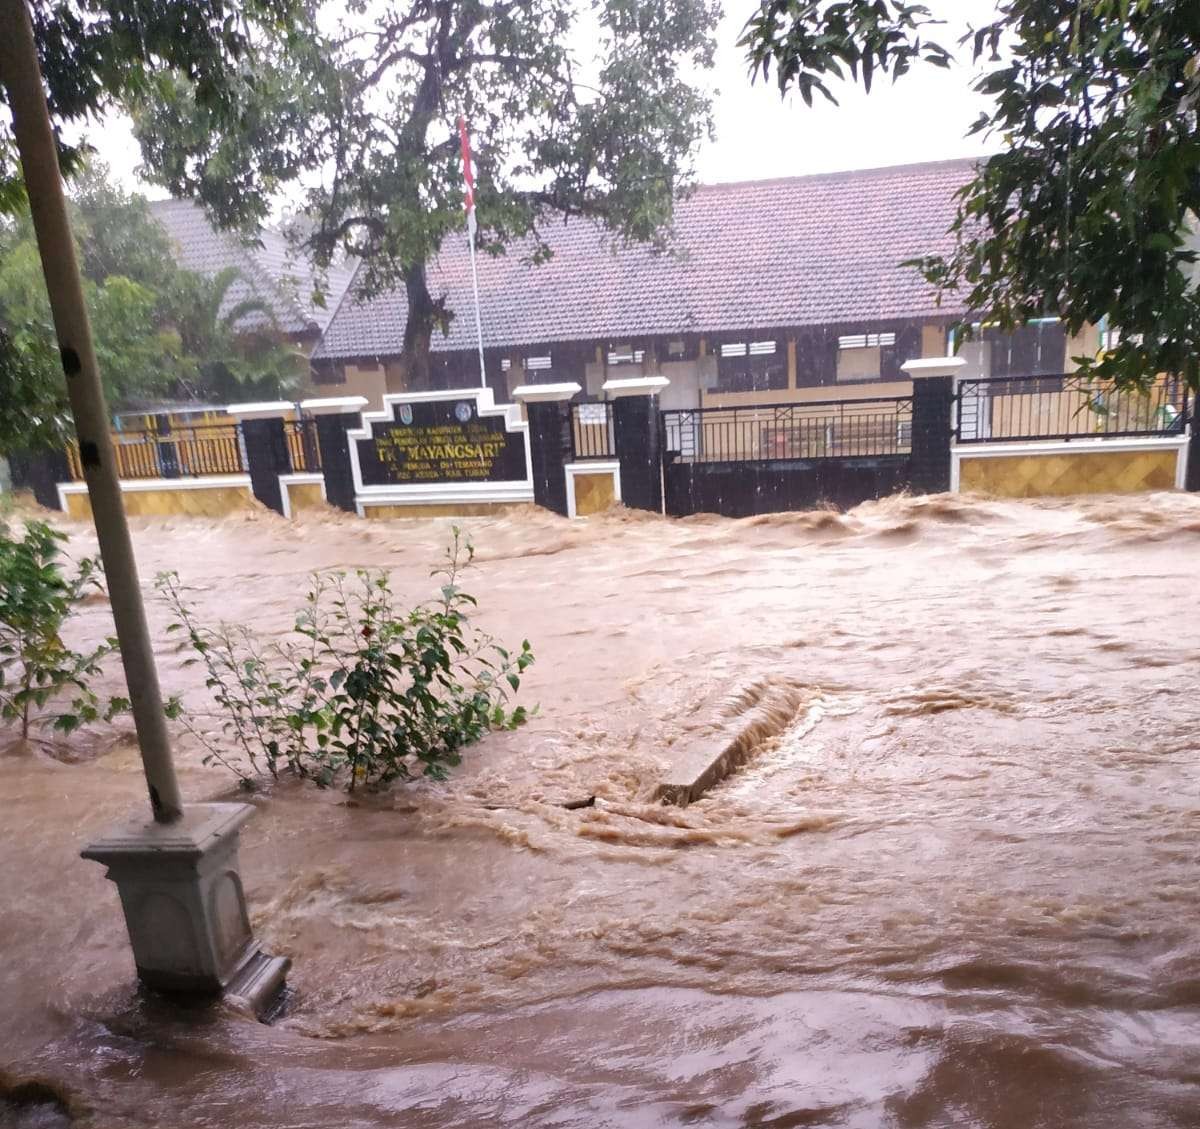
[149,199,357,336]
[313,158,976,362]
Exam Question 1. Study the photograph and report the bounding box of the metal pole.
[467,212,488,390]
[0,0,184,822]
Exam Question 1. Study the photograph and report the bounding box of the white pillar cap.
[901,357,968,379]
[225,400,293,419]
[601,376,670,398]
[299,395,369,415]
[511,382,582,403]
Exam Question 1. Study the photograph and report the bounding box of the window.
[607,344,645,365]
[715,339,786,392]
[836,331,897,383]
[837,332,896,350]
[665,339,696,361]
[982,322,1067,378]
[525,355,553,371]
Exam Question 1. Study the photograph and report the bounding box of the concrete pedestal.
[81,803,289,1017]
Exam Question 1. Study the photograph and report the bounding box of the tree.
[0,161,307,450]
[0,0,302,213]
[166,266,309,402]
[741,1,1200,389]
[132,0,720,387]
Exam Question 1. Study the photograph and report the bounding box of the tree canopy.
[1,0,301,211]
[741,0,1200,389]
[132,0,721,386]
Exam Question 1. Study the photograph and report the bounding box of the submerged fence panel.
[68,422,247,481]
[660,396,914,517]
[663,397,913,463]
[956,374,1189,443]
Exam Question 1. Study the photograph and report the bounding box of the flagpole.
[467,212,487,391]
[458,116,487,391]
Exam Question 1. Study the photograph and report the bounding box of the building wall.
[314,318,1099,413]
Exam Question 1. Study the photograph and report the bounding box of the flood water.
[3,492,1200,1128]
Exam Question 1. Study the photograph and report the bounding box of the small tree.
[0,522,127,741]
[159,531,533,791]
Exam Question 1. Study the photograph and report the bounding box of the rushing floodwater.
[3,492,1200,1128]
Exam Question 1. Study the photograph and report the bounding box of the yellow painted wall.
[922,324,945,357]
[64,484,255,520]
[360,502,519,520]
[572,471,616,516]
[1066,323,1101,372]
[308,363,386,410]
[959,448,1178,498]
[284,482,327,513]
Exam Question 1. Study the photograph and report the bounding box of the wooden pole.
[0,0,184,822]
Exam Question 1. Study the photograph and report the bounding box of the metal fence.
[63,416,326,482]
[662,397,914,464]
[570,401,616,460]
[957,374,1189,443]
[286,417,322,471]
[69,422,247,480]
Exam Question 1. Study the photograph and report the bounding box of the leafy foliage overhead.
[2,0,302,210]
[741,0,1200,389]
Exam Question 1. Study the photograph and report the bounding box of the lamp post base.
[82,803,289,1019]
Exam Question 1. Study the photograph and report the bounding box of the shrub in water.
[0,521,128,740]
[159,530,533,790]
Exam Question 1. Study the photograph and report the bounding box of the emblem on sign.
[398,404,414,425]
[454,401,473,423]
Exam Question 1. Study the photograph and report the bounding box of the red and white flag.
[458,115,488,388]
[458,115,476,238]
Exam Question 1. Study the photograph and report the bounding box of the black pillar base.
[239,417,289,515]
[314,412,361,513]
[525,400,571,516]
[8,447,71,510]
[910,375,954,495]
[612,395,663,513]
[1188,422,1200,492]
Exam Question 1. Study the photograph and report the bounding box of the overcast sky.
[85,0,1003,198]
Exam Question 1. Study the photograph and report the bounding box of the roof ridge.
[690,155,987,194]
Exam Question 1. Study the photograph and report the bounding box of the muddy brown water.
[2,493,1200,1128]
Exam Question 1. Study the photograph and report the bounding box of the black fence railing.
[570,401,616,460]
[662,397,913,464]
[956,374,1190,443]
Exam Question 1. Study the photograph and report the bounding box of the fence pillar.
[603,376,669,513]
[902,357,964,495]
[226,402,292,516]
[513,382,579,517]
[1188,400,1200,492]
[8,447,71,510]
[300,396,368,514]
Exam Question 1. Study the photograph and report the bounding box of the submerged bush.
[0,521,128,740]
[159,529,533,790]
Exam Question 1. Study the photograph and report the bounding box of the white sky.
[83,0,1003,198]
